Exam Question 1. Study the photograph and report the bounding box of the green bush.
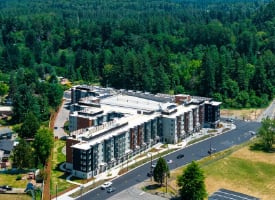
[16,175,22,180]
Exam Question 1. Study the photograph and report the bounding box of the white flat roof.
[72,142,91,150]
[72,112,160,149]
[0,106,12,111]
[71,89,221,150]
[206,101,222,106]
[162,104,197,119]
[211,101,222,106]
[100,94,172,111]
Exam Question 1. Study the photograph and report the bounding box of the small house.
[0,127,13,139]
[0,139,14,161]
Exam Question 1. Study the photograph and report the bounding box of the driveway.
[54,99,70,139]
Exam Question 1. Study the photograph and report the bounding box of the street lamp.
[126,154,129,171]
[165,172,168,193]
[147,152,153,181]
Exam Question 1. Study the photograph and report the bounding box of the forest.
[0,0,275,122]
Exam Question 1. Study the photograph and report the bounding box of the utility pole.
[150,153,153,181]
[166,172,168,193]
[127,158,128,171]
[208,140,212,156]
[56,184,58,200]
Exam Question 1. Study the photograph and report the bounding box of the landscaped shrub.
[16,175,22,180]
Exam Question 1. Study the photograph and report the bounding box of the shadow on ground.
[144,183,160,190]
[250,143,275,153]
[249,142,275,153]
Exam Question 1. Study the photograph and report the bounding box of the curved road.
[257,98,275,122]
[77,120,261,200]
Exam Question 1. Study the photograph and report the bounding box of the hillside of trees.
[0,0,274,111]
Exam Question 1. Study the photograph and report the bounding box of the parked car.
[210,148,216,152]
[147,171,153,177]
[101,182,112,190]
[176,154,184,159]
[167,159,173,164]
[249,131,256,135]
[151,163,156,168]
[208,148,216,155]
[1,185,12,191]
[0,188,7,193]
[107,187,116,193]
[226,119,234,123]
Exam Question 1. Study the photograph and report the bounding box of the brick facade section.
[77,116,93,130]
[66,138,80,163]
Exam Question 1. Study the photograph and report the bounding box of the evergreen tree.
[153,157,170,186]
[200,46,217,97]
[19,112,40,138]
[177,161,207,200]
[12,84,40,123]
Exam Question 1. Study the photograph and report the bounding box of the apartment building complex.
[66,85,221,179]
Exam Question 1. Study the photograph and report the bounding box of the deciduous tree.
[258,118,275,151]
[0,82,9,96]
[11,139,34,169]
[33,127,54,167]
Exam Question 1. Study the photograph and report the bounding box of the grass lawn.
[0,194,31,200]
[204,144,275,200]
[0,172,29,188]
[0,171,32,200]
[50,140,75,196]
[146,140,275,200]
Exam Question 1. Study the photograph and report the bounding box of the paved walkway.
[54,123,234,200]
[107,182,171,200]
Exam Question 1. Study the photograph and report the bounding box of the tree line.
[8,67,63,169]
[0,0,274,109]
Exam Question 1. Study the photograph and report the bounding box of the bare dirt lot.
[221,108,264,121]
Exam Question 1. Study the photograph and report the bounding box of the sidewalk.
[54,123,234,200]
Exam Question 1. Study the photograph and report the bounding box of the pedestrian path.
[54,122,234,200]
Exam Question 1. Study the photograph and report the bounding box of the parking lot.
[209,188,260,200]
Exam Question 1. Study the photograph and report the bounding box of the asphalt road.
[257,99,275,122]
[77,119,261,200]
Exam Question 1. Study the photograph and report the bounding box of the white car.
[167,159,173,164]
[151,163,156,168]
[249,131,256,135]
[101,182,112,190]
